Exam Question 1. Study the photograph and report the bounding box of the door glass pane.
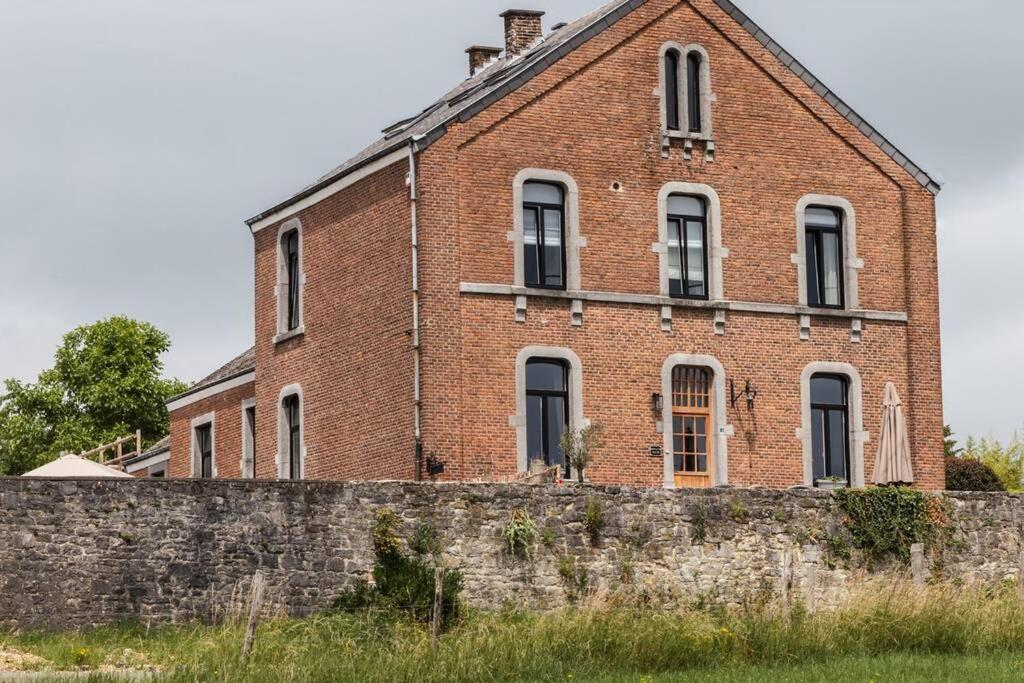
[684,417,696,457]
[526,396,544,464]
[806,232,821,306]
[524,208,540,286]
[673,415,684,467]
[685,220,705,296]
[827,409,848,480]
[822,231,841,306]
[542,208,563,287]
[524,182,563,205]
[667,219,682,296]
[545,396,567,470]
[811,408,826,482]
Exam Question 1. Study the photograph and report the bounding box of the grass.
[4,583,1024,682]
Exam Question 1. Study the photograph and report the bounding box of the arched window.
[525,358,569,477]
[687,52,702,134]
[522,182,566,290]
[810,374,849,486]
[283,394,301,480]
[664,50,681,131]
[666,194,708,299]
[282,228,300,331]
[804,206,844,308]
[276,384,305,480]
[671,366,713,488]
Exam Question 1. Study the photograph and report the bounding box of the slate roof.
[167,346,255,404]
[246,0,939,227]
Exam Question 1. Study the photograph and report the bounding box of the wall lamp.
[651,393,664,413]
[730,380,758,411]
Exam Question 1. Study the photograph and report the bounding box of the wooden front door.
[672,366,713,489]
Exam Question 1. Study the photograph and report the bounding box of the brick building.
[163,0,944,489]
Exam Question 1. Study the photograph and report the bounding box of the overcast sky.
[2,0,1022,444]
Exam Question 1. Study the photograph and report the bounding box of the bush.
[832,487,950,565]
[946,456,1006,492]
[334,508,462,629]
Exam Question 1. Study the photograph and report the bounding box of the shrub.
[334,507,462,629]
[502,508,538,558]
[583,497,604,543]
[961,434,1022,491]
[946,456,1006,492]
[832,487,952,565]
[559,422,605,482]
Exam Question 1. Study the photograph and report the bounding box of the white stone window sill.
[664,129,712,142]
[273,326,306,345]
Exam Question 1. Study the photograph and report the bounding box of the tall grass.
[5,582,1024,682]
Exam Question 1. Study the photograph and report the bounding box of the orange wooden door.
[671,366,713,489]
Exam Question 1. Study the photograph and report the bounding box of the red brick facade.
[166,0,944,489]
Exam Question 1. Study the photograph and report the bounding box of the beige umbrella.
[873,382,914,485]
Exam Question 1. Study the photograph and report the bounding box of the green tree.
[944,425,963,459]
[0,317,188,475]
[962,433,1024,492]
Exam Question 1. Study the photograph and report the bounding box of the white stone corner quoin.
[510,169,584,291]
[511,346,586,475]
[660,353,732,489]
[793,194,860,309]
[798,361,868,488]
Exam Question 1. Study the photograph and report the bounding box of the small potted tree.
[559,422,605,484]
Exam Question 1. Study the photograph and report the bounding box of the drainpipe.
[408,137,424,480]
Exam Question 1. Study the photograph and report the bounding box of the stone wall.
[1,479,1021,631]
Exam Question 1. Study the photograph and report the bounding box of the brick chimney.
[500,9,545,58]
[466,45,502,77]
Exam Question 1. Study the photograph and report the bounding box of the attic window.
[660,43,713,140]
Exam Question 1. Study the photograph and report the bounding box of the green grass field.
[4,583,1024,682]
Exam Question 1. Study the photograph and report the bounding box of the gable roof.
[246,0,938,226]
[166,346,255,406]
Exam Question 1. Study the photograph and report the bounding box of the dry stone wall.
[1,479,1022,630]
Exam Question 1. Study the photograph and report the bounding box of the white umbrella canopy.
[873,382,914,486]
[22,454,133,479]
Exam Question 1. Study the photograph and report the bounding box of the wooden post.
[431,566,445,649]
[136,430,142,457]
[1018,551,1024,603]
[910,543,926,586]
[240,571,266,663]
[780,550,793,608]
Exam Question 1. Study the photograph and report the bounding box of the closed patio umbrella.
[873,382,914,485]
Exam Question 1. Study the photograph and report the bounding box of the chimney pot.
[500,9,545,58]
[465,45,503,77]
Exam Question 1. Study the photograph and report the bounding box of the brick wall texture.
[0,480,1017,631]
[166,0,943,490]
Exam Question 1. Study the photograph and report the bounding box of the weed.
[502,508,538,559]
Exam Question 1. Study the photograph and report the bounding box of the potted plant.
[559,422,605,483]
[815,475,848,490]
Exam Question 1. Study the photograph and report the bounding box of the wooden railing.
[78,430,142,472]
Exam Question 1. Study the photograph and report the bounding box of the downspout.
[408,137,423,480]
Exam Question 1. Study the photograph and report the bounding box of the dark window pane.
[526,360,567,392]
[542,208,564,287]
[524,182,562,205]
[811,409,826,482]
[665,51,680,131]
[545,396,567,471]
[805,232,821,307]
[283,230,300,331]
[806,207,840,228]
[523,208,540,286]
[821,231,842,306]
[668,195,704,217]
[667,219,683,296]
[687,52,702,133]
[685,220,706,297]
[526,396,544,464]
[811,376,847,406]
[827,409,848,480]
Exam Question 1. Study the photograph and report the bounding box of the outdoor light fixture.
[651,393,664,412]
[730,380,758,411]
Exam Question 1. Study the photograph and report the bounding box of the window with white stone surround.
[274,217,305,343]
[793,195,861,310]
